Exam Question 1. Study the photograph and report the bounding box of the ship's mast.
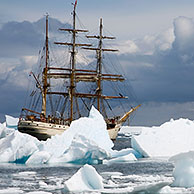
[22,3,130,122]
[50,6,127,121]
[41,14,49,116]
[54,2,91,121]
[69,5,76,122]
[97,18,103,111]
[84,18,118,113]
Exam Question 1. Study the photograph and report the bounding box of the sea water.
[2,113,194,193]
[0,136,186,194]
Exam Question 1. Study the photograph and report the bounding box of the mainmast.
[97,18,103,111]
[41,14,49,116]
[70,5,76,122]
[84,18,118,113]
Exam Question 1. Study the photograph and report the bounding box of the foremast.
[41,14,49,117]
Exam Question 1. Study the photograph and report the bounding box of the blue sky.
[1,0,194,125]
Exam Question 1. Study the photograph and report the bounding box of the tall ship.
[18,2,140,141]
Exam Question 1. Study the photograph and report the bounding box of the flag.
[74,0,77,9]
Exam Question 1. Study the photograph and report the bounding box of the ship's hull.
[107,124,121,140]
[18,120,69,141]
[18,120,120,141]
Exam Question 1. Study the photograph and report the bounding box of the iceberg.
[103,153,137,165]
[0,117,16,138]
[0,106,137,165]
[131,118,194,157]
[0,131,40,163]
[110,148,142,159]
[27,106,112,164]
[5,115,19,128]
[119,126,142,137]
[0,123,7,138]
[63,164,103,192]
[169,151,194,188]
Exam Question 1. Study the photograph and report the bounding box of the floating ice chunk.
[0,121,15,139]
[159,185,187,193]
[39,180,63,190]
[26,151,51,164]
[119,126,142,137]
[0,131,40,163]
[0,123,6,138]
[101,171,123,176]
[110,148,142,159]
[27,192,52,194]
[0,115,19,138]
[64,164,103,192]
[0,188,24,193]
[105,148,139,165]
[169,151,194,188]
[131,118,194,157]
[104,153,137,164]
[132,182,170,193]
[48,134,109,164]
[5,115,19,128]
[41,106,112,164]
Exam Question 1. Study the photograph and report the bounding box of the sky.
[1,0,194,126]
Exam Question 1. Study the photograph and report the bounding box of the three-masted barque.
[18,2,140,141]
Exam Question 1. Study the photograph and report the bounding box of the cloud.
[117,27,174,56]
[0,17,72,121]
[0,17,70,58]
[173,16,194,52]
[1,16,194,125]
[116,16,194,104]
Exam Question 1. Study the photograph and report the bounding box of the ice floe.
[119,126,142,137]
[63,164,171,193]
[5,115,19,128]
[0,188,24,194]
[63,164,103,192]
[0,131,40,163]
[103,153,137,165]
[131,118,194,157]
[169,151,194,188]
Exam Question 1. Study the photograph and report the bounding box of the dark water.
[0,136,178,193]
